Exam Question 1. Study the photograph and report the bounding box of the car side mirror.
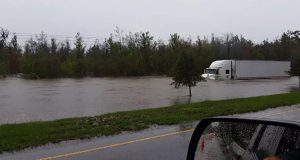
[187,117,300,160]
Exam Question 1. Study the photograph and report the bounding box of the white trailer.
[202,60,290,80]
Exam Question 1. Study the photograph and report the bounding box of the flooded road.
[0,77,298,124]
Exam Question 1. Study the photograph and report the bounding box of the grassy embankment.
[1,91,300,153]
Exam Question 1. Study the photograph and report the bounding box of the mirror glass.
[194,122,300,160]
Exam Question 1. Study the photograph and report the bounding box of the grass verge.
[1,91,300,153]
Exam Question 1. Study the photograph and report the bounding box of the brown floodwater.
[0,76,298,124]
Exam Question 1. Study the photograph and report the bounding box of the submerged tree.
[171,52,203,96]
[290,56,300,87]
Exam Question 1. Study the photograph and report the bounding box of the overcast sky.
[1,0,300,45]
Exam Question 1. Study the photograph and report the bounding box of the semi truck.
[202,60,290,80]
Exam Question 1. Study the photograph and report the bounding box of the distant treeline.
[0,27,300,79]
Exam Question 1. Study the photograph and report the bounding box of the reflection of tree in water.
[171,96,191,105]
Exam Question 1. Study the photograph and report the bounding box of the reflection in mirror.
[194,122,300,160]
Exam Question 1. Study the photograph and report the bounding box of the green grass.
[1,91,300,153]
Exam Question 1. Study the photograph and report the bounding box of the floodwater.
[0,77,298,124]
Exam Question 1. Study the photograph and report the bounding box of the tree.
[8,34,21,73]
[171,52,203,96]
[138,32,154,73]
[0,28,9,76]
[50,38,57,54]
[290,56,300,87]
[0,28,9,49]
[73,33,86,77]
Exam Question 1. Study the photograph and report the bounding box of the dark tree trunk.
[298,76,300,87]
[189,86,192,97]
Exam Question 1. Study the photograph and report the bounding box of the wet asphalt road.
[0,104,300,160]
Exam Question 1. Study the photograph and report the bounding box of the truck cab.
[202,60,233,80]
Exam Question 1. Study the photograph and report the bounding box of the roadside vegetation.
[0,27,300,78]
[0,91,300,153]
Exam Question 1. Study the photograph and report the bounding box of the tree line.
[0,27,300,79]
